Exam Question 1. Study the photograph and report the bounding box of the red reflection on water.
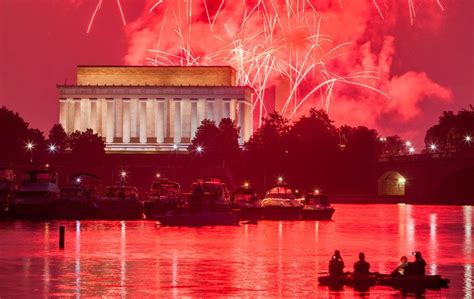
[0,204,472,297]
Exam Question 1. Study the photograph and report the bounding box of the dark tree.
[338,125,381,193]
[288,109,339,191]
[48,124,68,152]
[0,106,44,164]
[189,119,220,157]
[381,135,409,157]
[190,118,241,166]
[424,106,474,153]
[244,112,291,190]
[68,129,105,165]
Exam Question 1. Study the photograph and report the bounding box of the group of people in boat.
[328,250,427,277]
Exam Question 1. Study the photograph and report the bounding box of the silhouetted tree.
[0,106,46,164]
[48,124,68,152]
[424,106,474,153]
[190,118,241,167]
[379,135,409,157]
[338,125,381,193]
[68,129,105,165]
[288,109,339,191]
[245,112,291,189]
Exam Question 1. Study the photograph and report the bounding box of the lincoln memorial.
[57,66,253,152]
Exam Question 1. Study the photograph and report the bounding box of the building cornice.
[57,85,253,101]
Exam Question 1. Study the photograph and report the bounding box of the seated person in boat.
[391,256,408,276]
[353,252,370,275]
[407,252,426,276]
[329,250,345,276]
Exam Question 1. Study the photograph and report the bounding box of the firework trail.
[116,0,446,128]
[86,0,126,34]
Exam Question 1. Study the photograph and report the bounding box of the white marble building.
[57,66,253,152]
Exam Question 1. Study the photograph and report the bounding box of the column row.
[59,97,246,144]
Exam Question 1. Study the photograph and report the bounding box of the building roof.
[76,65,237,87]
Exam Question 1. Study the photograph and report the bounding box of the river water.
[0,204,472,297]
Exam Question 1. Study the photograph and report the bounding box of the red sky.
[0,0,472,149]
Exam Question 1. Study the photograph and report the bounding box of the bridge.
[376,152,474,204]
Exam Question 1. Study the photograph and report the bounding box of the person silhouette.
[354,252,370,275]
[329,250,345,276]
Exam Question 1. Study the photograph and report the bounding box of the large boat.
[188,177,232,212]
[232,183,261,220]
[0,167,16,217]
[259,184,304,220]
[9,168,60,219]
[97,185,143,220]
[143,176,182,218]
[154,177,238,226]
[301,191,335,220]
[57,173,101,219]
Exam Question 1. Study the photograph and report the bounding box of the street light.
[466,135,472,142]
[173,144,178,150]
[243,181,249,188]
[408,147,415,154]
[49,144,56,153]
[196,145,203,153]
[314,189,320,195]
[25,142,34,163]
[277,176,284,184]
[405,141,411,147]
[379,137,386,142]
[156,173,161,179]
[430,144,437,151]
[76,177,81,184]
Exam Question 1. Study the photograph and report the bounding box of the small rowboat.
[378,274,450,289]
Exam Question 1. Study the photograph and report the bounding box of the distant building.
[57,66,253,152]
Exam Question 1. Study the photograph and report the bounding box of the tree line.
[0,105,472,193]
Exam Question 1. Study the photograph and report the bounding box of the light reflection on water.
[0,204,472,297]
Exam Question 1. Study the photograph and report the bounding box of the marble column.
[95,99,102,135]
[223,100,230,119]
[90,99,98,133]
[197,98,206,127]
[59,99,67,131]
[215,98,224,123]
[206,99,215,122]
[67,99,75,133]
[139,99,147,143]
[190,100,198,140]
[73,99,81,131]
[181,98,191,143]
[174,100,182,144]
[101,99,108,137]
[146,99,155,143]
[122,99,131,143]
[155,99,165,143]
[106,99,115,143]
[130,99,138,142]
[80,98,90,131]
[244,102,252,141]
[229,99,237,121]
[114,99,123,142]
[165,98,175,143]
[238,101,246,144]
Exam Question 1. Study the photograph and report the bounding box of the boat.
[187,177,232,212]
[232,183,261,220]
[259,183,303,220]
[57,173,101,219]
[318,274,377,291]
[378,274,450,290]
[0,167,16,217]
[301,191,335,220]
[153,177,238,226]
[156,211,239,227]
[318,273,449,291]
[143,176,182,218]
[9,168,60,219]
[97,185,143,220]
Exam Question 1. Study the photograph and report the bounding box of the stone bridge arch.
[377,171,407,196]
